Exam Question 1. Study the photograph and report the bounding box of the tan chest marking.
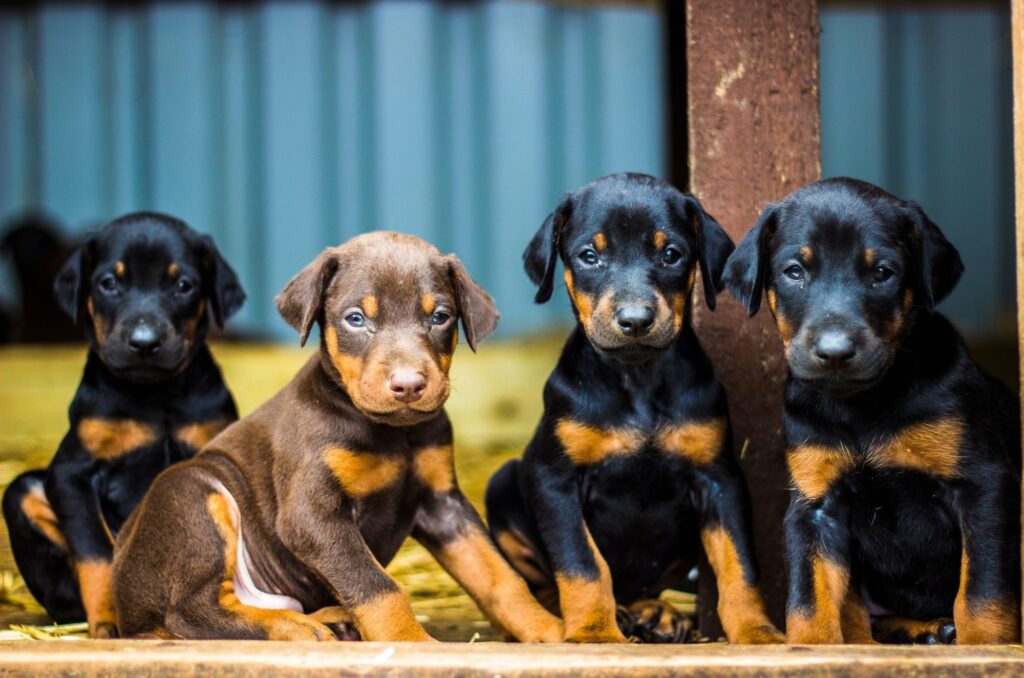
[78,418,159,459]
[323,447,407,498]
[412,444,455,493]
[788,417,963,501]
[787,445,856,501]
[656,419,726,466]
[866,417,962,478]
[174,419,232,451]
[555,419,645,465]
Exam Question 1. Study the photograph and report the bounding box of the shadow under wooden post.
[685,0,822,638]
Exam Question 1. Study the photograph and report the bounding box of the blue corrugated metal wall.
[820,4,1013,336]
[2,3,1014,339]
[0,1,665,338]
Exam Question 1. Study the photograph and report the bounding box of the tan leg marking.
[436,528,563,642]
[206,493,333,641]
[786,555,847,644]
[76,560,118,638]
[351,590,433,641]
[840,586,878,644]
[700,527,783,644]
[954,549,1021,644]
[21,484,68,551]
[555,528,626,643]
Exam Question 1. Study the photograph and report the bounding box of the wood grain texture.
[685,0,822,636]
[0,642,1022,677]
[1012,0,1024,638]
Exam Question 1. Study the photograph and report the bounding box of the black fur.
[723,177,1020,644]
[3,212,244,635]
[487,174,779,643]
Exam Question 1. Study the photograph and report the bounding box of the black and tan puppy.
[485,173,783,644]
[112,232,564,642]
[722,177,1021,645]
[2,212,245,638]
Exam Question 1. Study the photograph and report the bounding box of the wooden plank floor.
[0,641,1022,677]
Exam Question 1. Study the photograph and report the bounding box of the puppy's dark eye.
[431,310,451,326]
[345,312,366,328]
[662,247,682,265]
[783,264,804,281]
[873,266,895,285]
[578,248,599,266]
[175,277,195,295]
[98,274,119,294]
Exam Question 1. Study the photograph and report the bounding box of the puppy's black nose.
[389,370,426,403]
[615,304,655,337]
[128,324,161,357]
[814,330,855,369]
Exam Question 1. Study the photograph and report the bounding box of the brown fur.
[113,233,562,642]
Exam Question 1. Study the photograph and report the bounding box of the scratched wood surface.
[0,640,1023,677]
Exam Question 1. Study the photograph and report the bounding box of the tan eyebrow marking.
[114,261,126,278]
[167,263,180,277]
[593,233,607,252]
[864,248,875,266]
[654,231,667,250]
[798,246,813,263]
[362,296,379,318]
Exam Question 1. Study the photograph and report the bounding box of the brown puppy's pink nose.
[389,370,426,403]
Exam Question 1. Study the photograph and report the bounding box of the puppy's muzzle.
[389,369,427,403]
[614,303,655,338]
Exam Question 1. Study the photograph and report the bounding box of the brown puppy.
[112,232,563,641]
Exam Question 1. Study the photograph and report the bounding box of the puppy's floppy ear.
[275,249,341,346]
[672,192,736,310]
[524,194,573,304]
[53,237,95,324]
[721,204,778,317]
[199,235,246,329]
[447,254,499,352]
[904,203,963,312]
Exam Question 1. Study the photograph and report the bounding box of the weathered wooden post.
[686,0,822,635]
[1012,0,1024,635]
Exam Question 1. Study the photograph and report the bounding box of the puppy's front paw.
[873,616,956,645]
[89,621,119,639]
[732,623,785,644]
[264,614,336,641]
[617,600,697,644]
[564,624,628,643]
